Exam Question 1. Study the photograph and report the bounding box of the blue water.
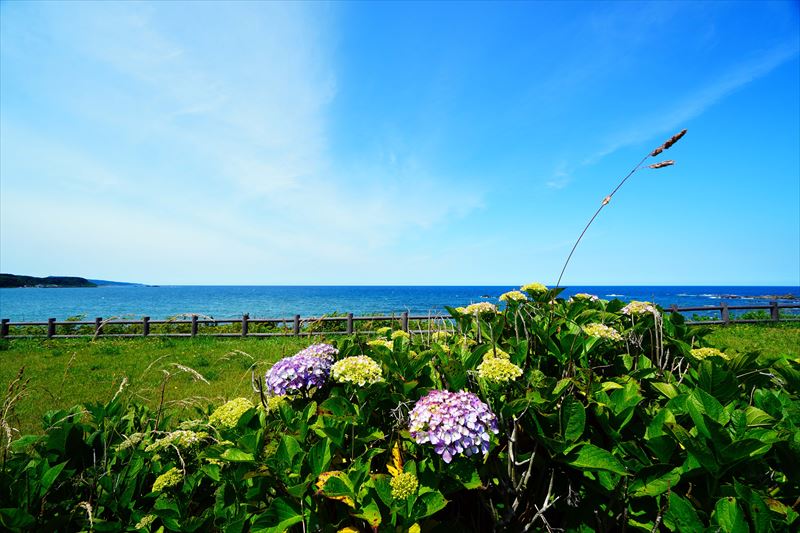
[0,285,797,321]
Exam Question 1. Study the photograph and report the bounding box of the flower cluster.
[521,282,548,294]
[266,395,287,412]
[209,398,254,429]
[487,347,510,359]
[144,430,208,452]
[583,323,624,342]
[690,347,729,360]
[367,339,394,350]
[114,432,145,452]
[331,355,383,386]
[152,467,183,492]
[621,300,660,317]
[296,343,338,363]
[499,290,527,302]
[408,390,498,463]
[477,355,523,384]
[571,293,600,302]
[391,330,410,340]
[375,326,392,335]
[431,331,451,343]
[390,472,419,499]
[463,302,498,315]
[135,515,156,529]
[266,354,332,396]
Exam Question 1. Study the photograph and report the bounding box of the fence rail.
[1,303,798,339]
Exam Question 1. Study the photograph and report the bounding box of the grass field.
[0,336,311,435]
[2,322,798,436]
[703,322,800,358]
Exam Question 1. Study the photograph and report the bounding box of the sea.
[0,285,798,321]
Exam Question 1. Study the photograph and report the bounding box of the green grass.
[2,322,798,436]
[702,322,800,358]
[0,336,312,435]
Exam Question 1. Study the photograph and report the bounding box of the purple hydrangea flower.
[296,343,338,363]
[408,390,499,463]
[266,353,332,395]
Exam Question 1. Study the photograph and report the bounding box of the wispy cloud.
[546,162,572,189]
[585,39,800,165]
[0,2,485,282]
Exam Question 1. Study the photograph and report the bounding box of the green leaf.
[687,388,729,426]
[411,491,448,521]
[744,406,774,427]
[609,380,643,415]
[251,497,304,533]
[552,378,571,398]
[275,435,302,464]
[201,463,221,482]
[561,396,585,443]
[696,361,739,403]
[372,474,394,508]
[220,448,254,462]
[719,439,772,464]
[565,444,628,476]
[713,497,748,533]
[319,397,356,420]
[651,381,679,399]
[10,435,40,453]
[322,474,354,495]
[628,465,681,498]
[666,422,719,475]
[308,439,332,478]
[40,460,68,495]
[0,508,36,530]
[448,461,483,489]
[352,498,382,528]
[663,493,703,532]
[734,480,771,533]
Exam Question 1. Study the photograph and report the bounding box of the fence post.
[346,313,353,334]
[191,314,198,337]
[770,301,779,322]
[670,304,678,314]
[401,311,409,332]
[95,317,103,336]
[720,302,730,325]
[293,315,301,336]
[0,319,9,338]
[47,318,56,338]
[143,317,150,336]
[242,314,249,337]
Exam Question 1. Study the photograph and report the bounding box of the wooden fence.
[666,302,800,325]
[1,303,798,339]
[0,312,444,339]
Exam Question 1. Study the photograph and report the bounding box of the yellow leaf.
[316,471,355,508]
[389,442,403,476]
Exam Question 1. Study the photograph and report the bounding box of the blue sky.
[1,1,798,286]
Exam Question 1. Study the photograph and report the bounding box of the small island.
[0,274,97,288]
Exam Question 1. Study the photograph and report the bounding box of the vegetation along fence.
[1,302,798,339]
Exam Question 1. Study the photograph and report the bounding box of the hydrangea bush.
[2,294,797,532]
[331,355,383,386]
[408,390,498,463]
[265,353,332,395]
[582,322,624,341]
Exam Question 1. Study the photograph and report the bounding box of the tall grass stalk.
[555,129,687,289]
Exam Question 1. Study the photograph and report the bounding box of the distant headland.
[0,274,141,288]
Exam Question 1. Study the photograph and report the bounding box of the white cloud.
[0,2,486,281]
